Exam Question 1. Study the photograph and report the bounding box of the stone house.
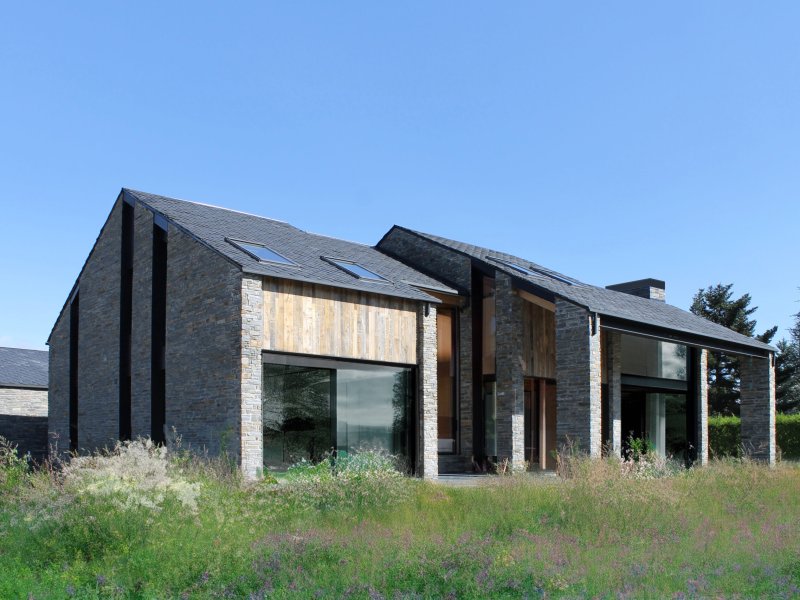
[48,189,776,479]
[0,347,48,459]
[47,189,452,478]
[377,227,776,473]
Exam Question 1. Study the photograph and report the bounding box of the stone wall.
[740,354,776,463]
[131,202,154,437]
[494,272,525,470]
[77,199,123,450]
[0,387,47,416]
[0,387,48,458]
[378,228,472,292]
[240,275,264,478]
[555,299,602,456]
[417,303,438,479]
[164,224,243,458]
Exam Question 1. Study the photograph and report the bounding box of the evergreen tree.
[690,284,777,415]
[776,306,800,413]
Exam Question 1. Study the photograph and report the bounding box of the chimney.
[606,278,666,302]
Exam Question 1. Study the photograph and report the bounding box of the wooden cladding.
[262,278,419,364]
[522,301,556,379]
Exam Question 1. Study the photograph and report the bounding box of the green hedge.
[708,416,742,458]
[708,414,800,460]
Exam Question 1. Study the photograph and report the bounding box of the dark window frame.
[119,200,134,441]
[69,292,80,452]
[151,219,168,444]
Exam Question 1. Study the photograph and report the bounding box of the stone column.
[740,354,776,464]
[555,299,602,457]
[240,275,264,479]
[694,349,709,465]
[495,273,526,471]
[608,331,622,456]
[417,302,438,479]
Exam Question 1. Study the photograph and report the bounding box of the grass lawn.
[1,443,799,599]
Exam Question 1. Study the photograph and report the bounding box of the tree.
[776,305,800,413]
[690,284,777,416]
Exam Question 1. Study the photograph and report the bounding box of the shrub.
[280,448,412,513]
[0,436,29,495]
[63,438,201,512]
[619,452,684,479]
[777,413,800,459]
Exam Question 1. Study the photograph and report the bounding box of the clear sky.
[1,2,798,350]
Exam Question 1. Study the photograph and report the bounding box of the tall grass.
[1,438,799,598]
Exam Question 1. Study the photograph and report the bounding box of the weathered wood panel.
[522,302,556,379]
[262,278,418,364]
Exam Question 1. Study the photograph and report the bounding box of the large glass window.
[262,356,413,471]
[621,335,687,380]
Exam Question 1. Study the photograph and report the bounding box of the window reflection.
[262,365,333,467]
[621,335,687,380]
[336,368,410,458]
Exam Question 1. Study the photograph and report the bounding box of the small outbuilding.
[0,347,48,459]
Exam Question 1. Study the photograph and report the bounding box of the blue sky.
[1,2,798,350]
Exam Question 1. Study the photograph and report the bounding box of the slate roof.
[125,189,454,303]
[0,347,48,389]
[388,228,775,354]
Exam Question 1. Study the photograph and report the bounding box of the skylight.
[488,257,536,276]
[488,256,578,286]
[228,239,295,266]
[326,258,386,281]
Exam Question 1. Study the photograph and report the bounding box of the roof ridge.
[410,227,581,283]
[304,230,371,248]
[0,346,48,353]
[124,188,292,226]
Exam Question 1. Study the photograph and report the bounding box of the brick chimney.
[606,278,665,302]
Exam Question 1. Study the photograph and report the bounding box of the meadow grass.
[1,439,799,599]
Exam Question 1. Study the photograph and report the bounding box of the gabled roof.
[124,189,454,303]
[384,227,775,356]
[0,347,48,389]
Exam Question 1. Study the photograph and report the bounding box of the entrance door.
[524,379,540,467]
[524,378,557,470]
